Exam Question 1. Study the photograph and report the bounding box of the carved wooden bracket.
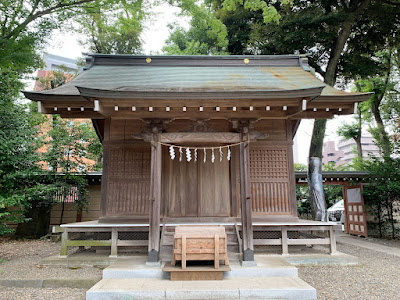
[140,118,171,132]
[248,131,269,141]
[132,131,152,142]
[230,119,257,132]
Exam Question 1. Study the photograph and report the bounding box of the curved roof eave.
[75,86,326,100]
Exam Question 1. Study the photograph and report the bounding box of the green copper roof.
[24,54,370,102]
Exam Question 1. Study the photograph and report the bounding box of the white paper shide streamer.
[162,142,243,163]
[186,147,192,162]
[169,146,175,160]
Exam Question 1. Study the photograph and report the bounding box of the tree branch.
[381,0,400,6]
[339,0,349,10]
[5,0,97,40]
[308,60,326,78]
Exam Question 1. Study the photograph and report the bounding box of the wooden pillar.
[60,228,68,256]
[99,118,110,219]
[148,129,162,262]
[110,228,118,257]
[286,120,298,217]
[329,226,337,254]
[281,226,288,255]
[239,128,254,261]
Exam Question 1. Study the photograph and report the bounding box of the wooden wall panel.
[199,152,231,217]
[253,119,287,140]
[164,151,198,217]
[106,145,151,216]
[249,146,291,214]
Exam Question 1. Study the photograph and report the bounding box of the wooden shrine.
[24,54,370,263]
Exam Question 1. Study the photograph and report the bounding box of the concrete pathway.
[336,233,400,257]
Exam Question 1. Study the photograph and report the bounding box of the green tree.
[163,0,229,55]
[355,50,400,157]
[77,0,147,54]
[362,156,400,238]
[0,74,50,235]
[37,67,103,223]
[0,0,122,73]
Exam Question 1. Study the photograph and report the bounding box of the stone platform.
[86,255,317,300]
[86,277,317,300]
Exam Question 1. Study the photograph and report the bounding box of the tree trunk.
[356,106,363,159]
[355,135,363,159]
[308,0,370,218]
[307,157,326,221]
[378,201,382,238]
[371,94,391,157]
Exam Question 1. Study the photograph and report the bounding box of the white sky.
[42,4,356,165]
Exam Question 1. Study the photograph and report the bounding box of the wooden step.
[162,261,231,281]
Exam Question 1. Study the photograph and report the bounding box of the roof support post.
[148,128,162,263]
[239,126,254,263]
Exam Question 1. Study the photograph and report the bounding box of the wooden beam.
[148,129,162,262]
[84,108,297,120]
[93,99,110,116]
[93,98,303,107]
[37,101,48,114]
[239,128,254,261]
[160,132,240,143]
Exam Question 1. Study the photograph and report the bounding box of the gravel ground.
[0,237,101,300]
[0,287,86,300]
[298,242,400,300]
[0,238,102,280]
[2,236,400,299]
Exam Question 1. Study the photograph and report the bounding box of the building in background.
[43,53,78,72]
[322,141,344,166]
[35,54,79,91]
[337,133,381,164]
[323,132,381,167]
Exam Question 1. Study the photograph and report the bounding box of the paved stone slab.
[226,256,298,278]
[281,252,358,266]
[103,256,168,279]
[86,277,317,300]
[337,235,400,258]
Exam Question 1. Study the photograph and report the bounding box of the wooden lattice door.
[344,184,368,237]
[249,147,291,215]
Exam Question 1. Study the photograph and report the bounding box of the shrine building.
[24,54,370,263]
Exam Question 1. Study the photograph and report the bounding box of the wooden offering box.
[171,226,230,269]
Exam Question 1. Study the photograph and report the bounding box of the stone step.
[103,256,297,279]
[86,277,316,300]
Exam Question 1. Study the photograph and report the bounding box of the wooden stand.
[171,226,229,269]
